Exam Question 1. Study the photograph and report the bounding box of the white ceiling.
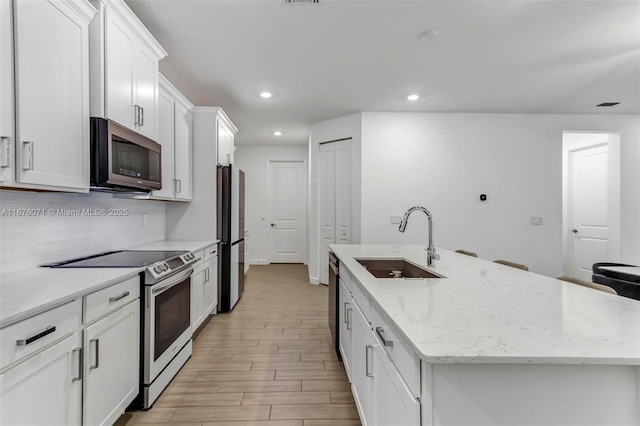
[126,0,640,146]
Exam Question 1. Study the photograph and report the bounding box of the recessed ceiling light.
[273,131,282,136]
[260,92,272,98]
[407,94,419,101]
[420,30,439,41]
[596,102,620,107]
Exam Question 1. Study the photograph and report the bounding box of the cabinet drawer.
[339,267,351,290]
[369,303,421,397]
[350,280,370,321]
[0,299,82,370]
[203,244,218,261]
[83,276,140,324]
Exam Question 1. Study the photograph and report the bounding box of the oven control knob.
[162,263,169,271]
[153,265,163,274]
[186,253,193,260]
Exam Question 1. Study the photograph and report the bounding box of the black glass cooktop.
[44,250,187,268]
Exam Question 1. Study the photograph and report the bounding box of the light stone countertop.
[0,239,218,328]
[330,244,640,365]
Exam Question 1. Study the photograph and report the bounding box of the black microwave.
[90,118,162,192]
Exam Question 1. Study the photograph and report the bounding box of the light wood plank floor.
[116,264,361,426]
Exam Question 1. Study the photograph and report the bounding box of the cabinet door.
[0,333,82,426]
[338,279,352,380]
[204,257,218,316]
[373,344,420,426]
[14,0,89,190]
[83,301,140,426]
[351,299,374,426]
[104,7,135,131]
[191,265,205,331]
[151,88,175,199]
[0,0,14,185]
[173,102,192,201]
[134,45,158,140]
[217,121,229,165]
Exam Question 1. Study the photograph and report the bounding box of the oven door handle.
[152,269,194,295]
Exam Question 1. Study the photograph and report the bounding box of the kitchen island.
[330,244,640,426]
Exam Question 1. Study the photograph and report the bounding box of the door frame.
[561,131,621,277]
[266,159,307,264]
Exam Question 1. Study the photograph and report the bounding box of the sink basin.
[356,258,443,279]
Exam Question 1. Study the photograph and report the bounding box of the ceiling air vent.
[284,0,319,4]
[597,102,620,107]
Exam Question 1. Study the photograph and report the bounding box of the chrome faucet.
[399,206,440,267]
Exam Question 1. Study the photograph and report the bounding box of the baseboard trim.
[309,276,319,285]
[250,259,269,265]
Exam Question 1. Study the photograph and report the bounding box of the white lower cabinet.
[350,299,374,425]
[203,256,218,316]
[373,344,420,426]
[191,261,206,331]
[0,333,82,426]
[348,280,420,426]
[338,279,352,380]
[83,300,140,426]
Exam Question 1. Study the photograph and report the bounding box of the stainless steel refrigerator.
[217,165,245,313]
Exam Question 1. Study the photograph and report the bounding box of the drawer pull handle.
[72,348,83,382]
[347,308,352,331]
[16,326,56,346]
[365,344,374,377]
[109,291,130,303]
[343,302,349,324]
[90,338,100,370]
[375,327,393,347]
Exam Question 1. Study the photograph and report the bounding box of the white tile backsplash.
[0,190,166,275]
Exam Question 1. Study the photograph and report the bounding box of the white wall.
[359,112,640,277]
[308,113,362,284]
[234,144,309,265]
[0,190,166,275]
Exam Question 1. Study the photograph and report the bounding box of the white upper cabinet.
[5,0,95,192]
[151,75,193,201]
[217,115,237,166]
[0,0,14,185]
[174,101,192,200]
[90,0,167,141]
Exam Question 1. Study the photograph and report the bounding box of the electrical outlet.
[530,216,543,225]
[391,215,402,224]
[142,213,148,226]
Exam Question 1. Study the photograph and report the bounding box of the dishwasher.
[328,251,340,356]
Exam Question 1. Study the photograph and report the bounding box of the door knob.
[271,223,276,227]
[571,229,578,234]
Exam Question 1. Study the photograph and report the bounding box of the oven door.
[144,268,193,384]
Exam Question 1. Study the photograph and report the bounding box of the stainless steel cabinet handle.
[140,107,144,126]
[22,141,33,170]
[204,268,209,282]
[109,291,130,303]
[365,344,373,377]
[134,105,139,125]
[16,325,56,346]
[343,302,349,324]
[176,179,182,193]
[375,327,393,347]
[72,348,83,382]
[347,308,352,331]
[1,136,10,168]
[90,338,99,370]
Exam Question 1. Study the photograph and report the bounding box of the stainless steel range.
[46,250,200,408]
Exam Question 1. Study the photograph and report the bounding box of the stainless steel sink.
[356,258,443,279]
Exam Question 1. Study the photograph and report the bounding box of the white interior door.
[335,140,352,244]
[267,160,307,263]
[569,144,609,281]
[319,144,336,284]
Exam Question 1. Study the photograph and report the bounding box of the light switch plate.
[391,215,402,224]
[530,216,543,225]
